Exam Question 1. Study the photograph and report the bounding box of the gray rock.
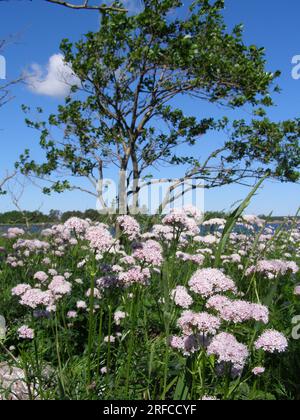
[0,362,31,400]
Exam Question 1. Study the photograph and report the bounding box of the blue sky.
[0,0,299,215]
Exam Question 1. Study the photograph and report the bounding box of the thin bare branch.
[45,0,127,13]
[0,171,16,191]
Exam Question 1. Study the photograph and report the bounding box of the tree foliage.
[17,0,300,213]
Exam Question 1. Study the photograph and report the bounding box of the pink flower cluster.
[114,311,127,325]
[252,367,265,376]
[207,332,249,370]
[4,227,25,239]
[294,285,300,296]
[195,235,219,245]
[188,268,237,298]
[12,271,73,312]
[206,295,269,324]
[48,276,72,296]
[162,208,199,236]
[132,240,163,267]
[170,257,288,376]
[64,217,90,234]
[85,225,115,254]
[182,205,203,222]
[176,251,205,265]
[118,266,151,286]
[33,271,49,283]
[117,216,140,240]
[169,334,206,356]
[221,253,242,264]
[143,225,174,242]
[203,218,226,227]
[6,255,24,268]
[241,214,264,227]
[171,286,193,309]
[246,259,299,279]
[17,325,35,340]
[254,330,288,353]
[12,284,31,297]
[13,239,50,254]
[19,288,54,310]
[177,311,221,336]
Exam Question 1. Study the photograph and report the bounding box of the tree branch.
[0,171,16,191]
[45,0,127,13]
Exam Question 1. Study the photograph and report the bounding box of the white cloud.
[122,0,144,13]
[25,54,80,98]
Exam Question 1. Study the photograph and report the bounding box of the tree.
[18,0,300,214]
[49,209,62,221]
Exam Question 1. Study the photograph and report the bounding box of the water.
[0,222,283,236]
[0,224,53,235]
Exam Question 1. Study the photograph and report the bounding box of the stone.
[0,362,30,400]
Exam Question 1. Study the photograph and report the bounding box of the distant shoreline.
[1,219,298,228]
[1,219,299,226]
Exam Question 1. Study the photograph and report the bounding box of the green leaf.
[214,173,268,267]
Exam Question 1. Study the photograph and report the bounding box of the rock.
[0,361,55,400]
[0,362,31,400]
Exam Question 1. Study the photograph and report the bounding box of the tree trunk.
[118,169,127,215]
[131,149,140,215]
